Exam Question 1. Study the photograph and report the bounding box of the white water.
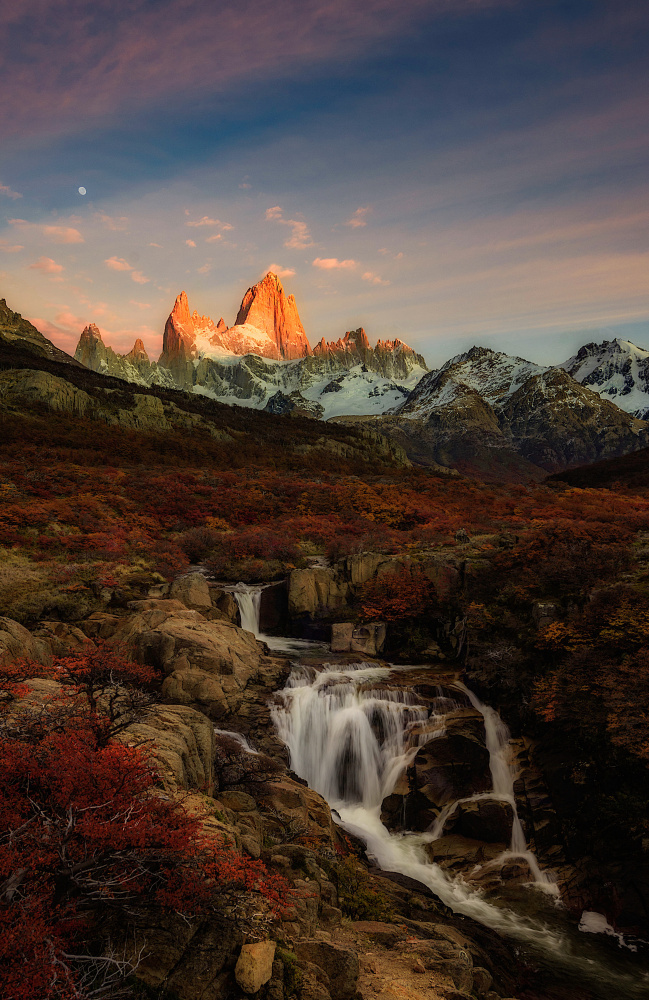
[272,662,568,951]
[214,727,259,755]
[230,582,324,654]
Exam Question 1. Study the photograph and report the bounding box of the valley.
[3,286,649,1000]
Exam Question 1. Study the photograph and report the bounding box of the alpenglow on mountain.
[74,272,429,419]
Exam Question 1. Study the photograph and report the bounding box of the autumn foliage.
[0,653,287,1000]
[359,565,437,622]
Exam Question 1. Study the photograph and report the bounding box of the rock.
[294,942,359,1000]
[218,790,257,812]
[472,967,493,996]
[330,622,386,656]
[0,617,52,668]
[452,798,514,844]
[288,568,349,617]
[413,958,426,973]
[235,940,276,994]
[170,573,212,610]
[455,528,470,543]
[99,599,279,719]
[235,273,312,361]
[122,704,215,793]
[32,620,91,657]
[351,921,406,947]
[212,589,241,625]
[532,602,558,628]
[386,709,490,830]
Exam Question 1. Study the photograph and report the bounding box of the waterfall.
[232,583,263,637]
[272,662,568,951]
[230,582,324,653]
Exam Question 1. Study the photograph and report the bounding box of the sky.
[0,0,648,369]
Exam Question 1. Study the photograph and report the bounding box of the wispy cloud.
[362,270,389,286]
[187,216,233,229]
[267,263,296,278]
[205,234,222,243]
[185,239,197,247]
[312,257,356,270]
[29,256,64,274]
[105,256,133,272]
[0,240,24,253]
[9,219,84,243]
[345,206,370,228]
[104,256,150,283]
[94,211,129,231]
[0,182,22,199]
[1,0,487,141]
[266,206,314,249]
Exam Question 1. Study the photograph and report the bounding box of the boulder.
[0,616,52,668]
[33,621,93,656]
[122,704,216,794]
[452,798,514,844]
[170,573,212,611]
[294,941,359,1000]
[386,709,491,830]
[235,940,276,994]
[96,599,275,718]
[330,622,386,656]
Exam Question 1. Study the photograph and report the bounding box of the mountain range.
[74,273,428,419]
[3,272,649,481]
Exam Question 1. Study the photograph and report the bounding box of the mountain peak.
[234,271,312,359]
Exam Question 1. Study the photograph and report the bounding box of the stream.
[231,584,649,999]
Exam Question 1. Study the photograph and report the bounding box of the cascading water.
[272,662,563,947]
[230,582,324,654]
[272,662,649,995]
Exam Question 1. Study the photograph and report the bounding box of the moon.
[78,186,87,195]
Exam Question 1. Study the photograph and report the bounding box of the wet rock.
[294,942,358,1000]
[452,798,514,843]
[330,621,386,656]
[472,966,494,996]
[235,940,276,994]
[386,709,490,830]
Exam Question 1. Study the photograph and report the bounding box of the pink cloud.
[29,256,64,274]
[205,234,222,243]
[0,182,21,199]
[9,219,83,243]
[312,257,356,270]
[267,263,296,278]
[0,240,24,253]
[187,216,232,229]
[362,270,389,286]
[105,256,133,271]
[131,271,149,284]
[94,211,129,231]
[267,207,314,249]
[185,239,197,247]
[345,206,370,228]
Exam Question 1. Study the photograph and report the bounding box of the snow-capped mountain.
[74,272,428,419]
[397,346,547,420]
[366,344,649,479]
[560,338,649,419]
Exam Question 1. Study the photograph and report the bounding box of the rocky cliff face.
[561,337,649,419]
[0,297,83,367]
[234,271,312,360]
[74,323,163,386]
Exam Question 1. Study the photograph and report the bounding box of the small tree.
[0,660,288,999]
